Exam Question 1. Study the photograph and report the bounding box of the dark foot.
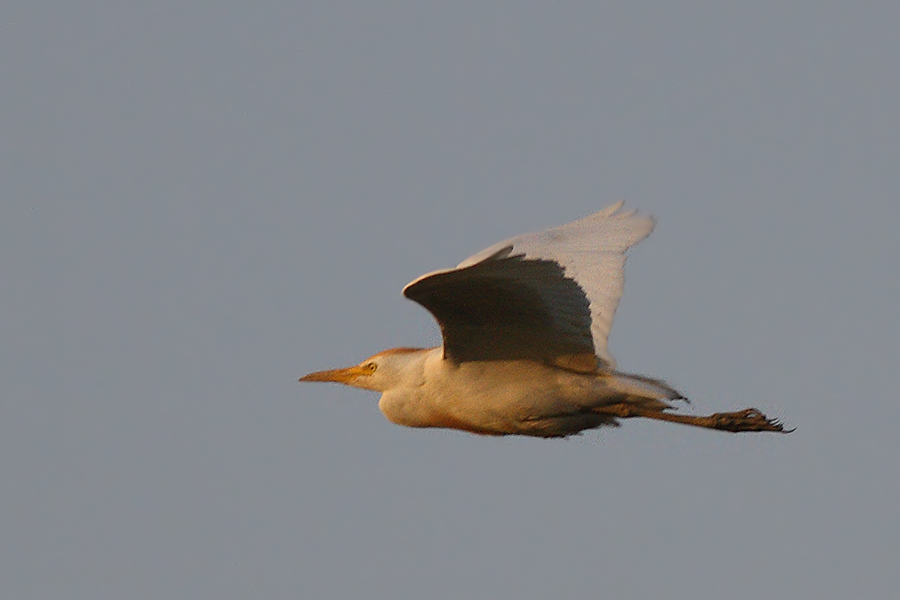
[709,408,794,433]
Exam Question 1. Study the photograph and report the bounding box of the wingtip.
[596,200,626,217]
[595,201,654,225]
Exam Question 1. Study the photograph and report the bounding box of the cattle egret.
[301,202,790,437]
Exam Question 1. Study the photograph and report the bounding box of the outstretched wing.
[402,202,655,367]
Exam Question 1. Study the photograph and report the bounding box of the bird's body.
[301,202,789,437]
[366,348,676,437]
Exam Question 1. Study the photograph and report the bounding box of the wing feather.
[402,202,655,367]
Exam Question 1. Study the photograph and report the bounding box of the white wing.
[403,202,655,368]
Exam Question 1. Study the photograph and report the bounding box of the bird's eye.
[362,362,377,373]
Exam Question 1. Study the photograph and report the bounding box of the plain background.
[2,2,899,599]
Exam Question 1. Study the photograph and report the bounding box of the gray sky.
[2,2,899,599]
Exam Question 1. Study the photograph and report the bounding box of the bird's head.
[299,347,428,392]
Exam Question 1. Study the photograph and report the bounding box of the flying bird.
[300,202,789,438]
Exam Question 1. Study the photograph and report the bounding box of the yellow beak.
[299,365,370,384]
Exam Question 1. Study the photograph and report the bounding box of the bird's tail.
[602,371,686,410]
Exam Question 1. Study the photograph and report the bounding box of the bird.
[300,202,790,438]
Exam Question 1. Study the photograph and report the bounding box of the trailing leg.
[594,404,792,433]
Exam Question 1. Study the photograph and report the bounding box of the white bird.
[300,202,789,437]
